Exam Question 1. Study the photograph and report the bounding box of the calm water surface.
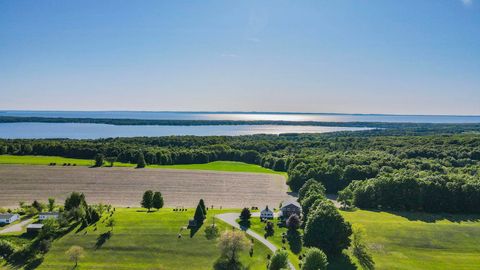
[0,123,371,139]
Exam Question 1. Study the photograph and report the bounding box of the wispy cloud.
[461,0,473,6]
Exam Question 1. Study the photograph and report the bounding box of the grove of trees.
[2,128,480,213]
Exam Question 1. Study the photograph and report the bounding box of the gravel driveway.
[0,218,33,234]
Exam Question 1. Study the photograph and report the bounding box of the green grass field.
[0,155,286,176]
[341,209,480,270]
[36,208,271,270]
[248,217,302,269]
[248,210,480,270]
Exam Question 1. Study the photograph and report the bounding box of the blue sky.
[0,0,479,115]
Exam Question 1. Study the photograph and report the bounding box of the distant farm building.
[26,223,44,233]
[279,200,302,218]
[0,213,19,224]
[39,212,60,221]
[260,206,274,219]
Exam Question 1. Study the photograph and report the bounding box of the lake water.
[0,123,371,139]
[1,111,480,123]
[1,111,478,139]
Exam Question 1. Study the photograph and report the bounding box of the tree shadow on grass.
[378,209,480,223]
[190,223,202,238]
[286,229,302,254]
[135,209,155,213]
[75,222,88,234]
[327,253,357,270]
[95,231,112,250]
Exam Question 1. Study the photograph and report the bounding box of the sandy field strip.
[0,165,293,208]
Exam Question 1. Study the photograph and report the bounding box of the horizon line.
[1,109,480,118]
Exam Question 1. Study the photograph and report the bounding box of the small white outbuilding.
[260,206,274,219]
[0,213,20,224]
[38,212,60,221]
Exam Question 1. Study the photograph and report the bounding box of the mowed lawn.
[0,155,285,176]
[342,210,480,270]
[248,217,302,269]
[248,210,480,270]
[39,208,271,270]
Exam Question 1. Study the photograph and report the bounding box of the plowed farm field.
[0,165,292,208]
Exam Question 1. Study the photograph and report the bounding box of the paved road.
[0,218,32,234]
[216,213,296,270]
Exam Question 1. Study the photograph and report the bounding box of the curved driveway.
[0,218,33,234]
[216,213,296,270]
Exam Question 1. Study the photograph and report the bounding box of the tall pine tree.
[199,199,207,215]
[194,201,205,224]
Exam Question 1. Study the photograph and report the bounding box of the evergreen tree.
[239,208,251,221]
[141,190,154,211]
[194,202,205,223]
[199,199,207,214]
[152,192,164,210]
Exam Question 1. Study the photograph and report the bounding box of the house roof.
[281,199,301,209]
[27,224,44,229]
[0,213,17,219]
[39,212,59,215]
[261,208,273,213]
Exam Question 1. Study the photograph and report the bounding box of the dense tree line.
[340,171,480,213]
[2,115,480,133]
[1,129,480,213]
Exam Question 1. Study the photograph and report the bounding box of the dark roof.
[281,199,301,209]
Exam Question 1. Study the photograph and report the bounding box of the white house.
[260,206,274,219]
[39,212,59,221]
[0,213,20,224]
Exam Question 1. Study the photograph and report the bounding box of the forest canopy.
[1,126,480,213]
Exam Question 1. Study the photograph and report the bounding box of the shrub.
[205,224,220,240]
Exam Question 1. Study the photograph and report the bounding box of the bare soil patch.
[0,165,293,208]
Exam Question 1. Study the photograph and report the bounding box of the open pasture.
[342,210,480,270]
[36,208,271,270]
[0,165,292,209]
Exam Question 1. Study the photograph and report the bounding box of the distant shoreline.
[1,110,480,117]
[1,115,480,128]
